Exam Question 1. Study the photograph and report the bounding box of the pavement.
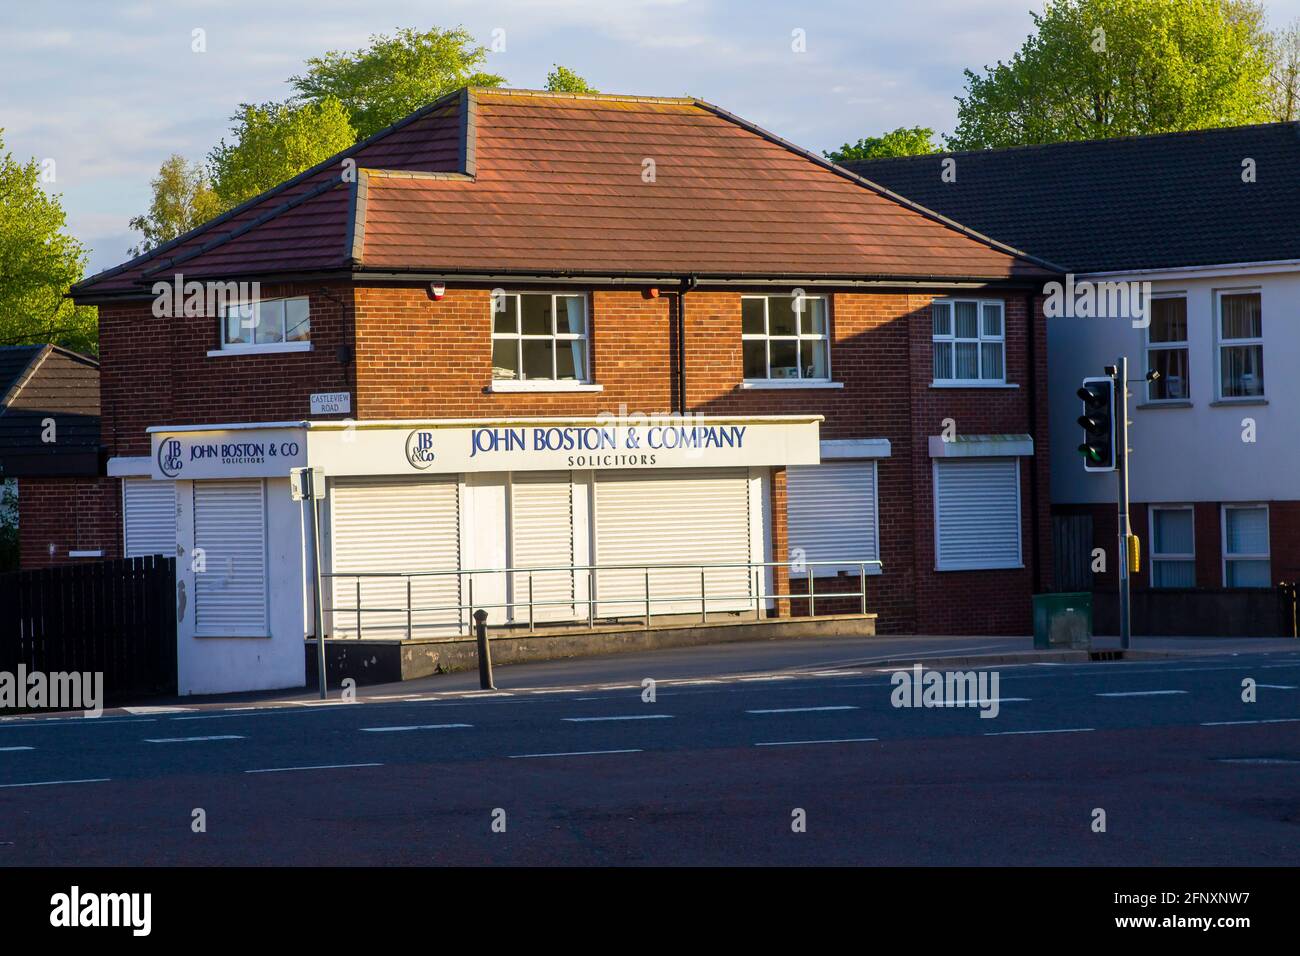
[1,633,1298,865]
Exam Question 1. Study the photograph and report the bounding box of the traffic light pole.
[1115,356,1132,651]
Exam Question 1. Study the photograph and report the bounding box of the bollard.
[473,608,495,690]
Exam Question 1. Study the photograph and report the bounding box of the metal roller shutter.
[193,480,267,637]
[510,472,576,623]
[122,478,177,558]
[787,462,878,574]
[594,468,753,617]
[330,477,461,638]
[933,458,1021,571]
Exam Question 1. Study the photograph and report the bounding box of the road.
[2,639,1299,865]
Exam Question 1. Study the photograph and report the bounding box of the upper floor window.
[492,293,589,382]
[219,296,310,352]
[742,294,830,382]
[932,299,1004,384]
[1146,296,1188,402]
[1217,290,1263,399]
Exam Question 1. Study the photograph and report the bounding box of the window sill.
[791,566,883,579]
[740,380,844,390]
[929,381,1018,389]
[68,550,104,558]
[207,342,312,357]
[1210,398,1268,407]
[488,381,604,393]
[1137,400,1193,409]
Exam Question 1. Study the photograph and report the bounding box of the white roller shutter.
[787,462,878,574]
[193,480,267,637]
[329,477,461,638]
[594,469,752,617]
[122,478,177,558]
[933,458,1021,570]
[510,472,576,623]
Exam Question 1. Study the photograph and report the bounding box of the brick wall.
[18,476,121,568]
[68,280,1052,633]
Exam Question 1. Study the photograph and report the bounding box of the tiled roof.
[0,345,100,477]
[73,89,1054,298]
[847,123,1300,273]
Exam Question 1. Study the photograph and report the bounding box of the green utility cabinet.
[1032,592,1093,650]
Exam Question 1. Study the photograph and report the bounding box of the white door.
[193,480,268,637]
[593,468,753,618]
[329,477,461,638]
[122,478,177,558]
[510,471,577,623]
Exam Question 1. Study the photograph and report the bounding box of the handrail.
[319,559,882,641]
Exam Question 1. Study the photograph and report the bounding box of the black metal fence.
[0,555,177,705]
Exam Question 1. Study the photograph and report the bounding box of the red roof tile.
[73,90,1054,298]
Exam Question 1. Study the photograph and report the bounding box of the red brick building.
[61,89,1057,693]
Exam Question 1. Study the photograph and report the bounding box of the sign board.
[151,428,307,480]
[308,418,821,476]
[310,392,351,415]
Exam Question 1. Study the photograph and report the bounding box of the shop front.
[129,415,822,694]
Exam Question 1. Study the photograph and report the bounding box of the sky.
[4,0,1300,276]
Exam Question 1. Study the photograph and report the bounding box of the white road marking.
[983,727,1095,736]
[562,714,673,722]
[295,700,355,707]
[527,688,584,694]
[1256,684,1297,690]
[144,735,245,744]
[0,777,110,789]
[123,706,192,714]
[0,746,34,752]
[755,737,878,747]
[746,705,858,714]
[360,723,473,733]
[1201,718,1300,727]
[935,698,1031,706]
[803,670,863,677]
[737,675,795,682]
[0,718,156,727]
[665,679,723,685]
[1096,690,1188,697]
[245,762,383,774]
[456,691,513,698]
[508,749,641,759]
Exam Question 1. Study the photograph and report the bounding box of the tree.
[949,0,1275,149]
[1268,19,1300,121]
[546,65,597,93]
[290,26,505,140]
[208,98,356,209]
[0,131,97,353]
[825,127,937,162]
[128,154,223,256]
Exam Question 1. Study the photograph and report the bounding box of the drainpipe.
[1025,291,1043,594]
[677,276,698,415]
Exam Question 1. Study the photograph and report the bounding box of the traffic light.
[1077,376,1116,472]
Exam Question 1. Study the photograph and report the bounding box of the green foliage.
[208,98,356,209]
[546,65,597,94]
[127,154,223,256]
[0,131,97,353]
[950,0,1275,149]
[0,480,16,573]
[290,26,505,140]
[825,127,937,162]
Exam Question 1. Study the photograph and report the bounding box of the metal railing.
[321,559,882,640]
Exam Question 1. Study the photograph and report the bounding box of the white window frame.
[931,298,1006,385]
[1148,505,1195,588]
[215,296,312,355]
[1145,294,1190,403]
[932,457,1023,572]
[1221,503,1271,588]
[1214,288,1264,400]
[741,294,832,383]
[491,292,591,383]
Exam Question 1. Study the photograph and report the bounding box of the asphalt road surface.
[2,641,1299,865]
